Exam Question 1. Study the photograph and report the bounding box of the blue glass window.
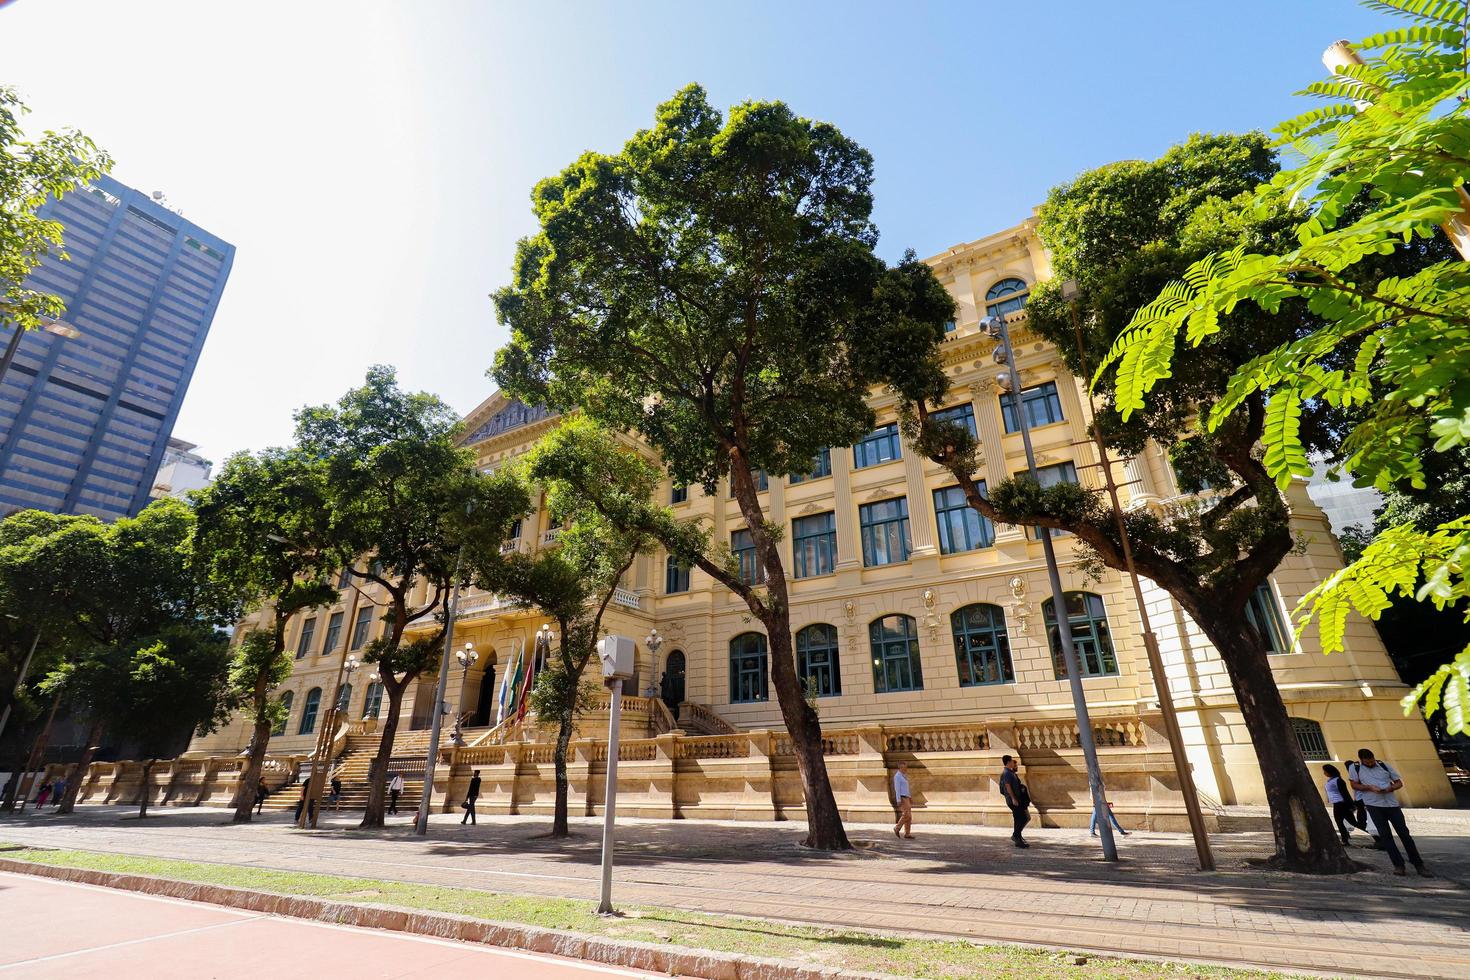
[1043,592,1119,679]
[853,424,902,469]
[298,687,322,735]
[729,633,769,703]
[731,529,765,585]
[859,497,911,567]
[792,511,837,578]
[933,403,977,439]
[796,624,842,697]
[1246,582,1291,654]
[788,448,832,484]
[952,604,1014,686]
[665,555,691,594]
[934,484,994,554]
[295,618,316,660]
[1001,381,1065,433]
[870,615,923,693]
[985,277,1029,317]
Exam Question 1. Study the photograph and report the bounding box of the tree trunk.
[232,718,272,824]
[137,758,155,819]
[765,614,850,850]
[56,719,104,814]
[552,712,574,838]
[359,684,404,829]
[1198,615,1355,873]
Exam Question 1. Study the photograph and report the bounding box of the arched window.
[335,682,353,713]
[272,690,294,736]
[361,681,383,719]
[1292,717,1330,761]
[298,687,322,735]
[870,614,923,693]
[796,624,842,697]
[951,604,1014,686]
[985,277,1029,317]
[1043,592,1119,679]
[729,633,769,703]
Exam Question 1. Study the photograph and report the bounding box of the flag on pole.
[515,634,541,723]
[497,640,522,726]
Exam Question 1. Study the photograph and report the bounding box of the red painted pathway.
[0,872,683,978]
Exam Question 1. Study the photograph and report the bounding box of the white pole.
[414,551,463,835]
[597,678,622,914]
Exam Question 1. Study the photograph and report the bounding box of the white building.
[149,437,212,500]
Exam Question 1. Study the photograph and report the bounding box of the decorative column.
[832,447,860,570]
[901,450,937,558]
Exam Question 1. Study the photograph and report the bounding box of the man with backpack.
[1350,748,1433,878]
[1000,755,1031,848]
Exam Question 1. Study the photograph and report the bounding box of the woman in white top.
[1321,764,1363,845]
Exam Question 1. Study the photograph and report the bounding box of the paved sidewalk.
[0,871,685,978]
[3,806,1469,977]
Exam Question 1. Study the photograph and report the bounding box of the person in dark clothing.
[1351,748,1433,877]
[1000,755,1030,848]
[254,778,269,815]
[388,773,404,814]
[461,770,482,826]
[329,775,343,810]
[293,781,315,823]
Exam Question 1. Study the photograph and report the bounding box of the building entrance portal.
[662,650,686,720]
[472,661,497,727]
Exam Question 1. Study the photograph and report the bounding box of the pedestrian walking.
[1089,800,1129,838]
[254,778,269,815]
[34,782,50,808]
[892,762,914,839]
[460,770,481,825]
[388,772,404,815]
[329,775,343,810]
[999,755,1031,848]
[293,780,315,823]
[1350,748,1433,878]
[52,778,65,806]
[1345,758,1384,849]
[1322,764,1365,845]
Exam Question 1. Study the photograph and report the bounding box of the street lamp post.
[297,652,358,829]
[984,312,1118,862]
[450,643,478,745]
[414,540,469,835]
[642,628,663,700]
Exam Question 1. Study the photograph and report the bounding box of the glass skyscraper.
[0,174,234,520]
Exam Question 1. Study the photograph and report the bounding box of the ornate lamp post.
[450,642,478,744]
[642,628,663,699]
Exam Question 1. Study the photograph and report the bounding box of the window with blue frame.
[852,424,902,468]
[792,511,837,578]
[1019,462,1078,539]
[870,614,923,693]
[1246,582,1292,654]
[729,633,769,703]
[985,277,1029,317]
[665,554,691,594]
[859,497,911,566]
[932,403,977,439]
[731,529,765,585]
[943,318,957,334]
[951,604,1014,685]
[361,682,383,719]
[298,687,322,735]
[796,623,842,697]
[1000,381,1065,433]
[1043,592,1119,678]
[729,470,769,497]
[788,448,832,484]
[295,618,316,660]
[934,484,994,553]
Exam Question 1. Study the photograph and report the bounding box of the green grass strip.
[0,844,1288,979]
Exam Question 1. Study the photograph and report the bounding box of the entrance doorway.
[472,661,497,727]
[661,650,686,720]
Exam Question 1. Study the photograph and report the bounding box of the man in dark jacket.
[1000,755,1031,848]
[461,770,482,826]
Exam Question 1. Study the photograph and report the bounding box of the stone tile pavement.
[2,806,1468,978]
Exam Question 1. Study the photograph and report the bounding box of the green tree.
[492,85,942,850]
[193,448,339,823]
[0,86,111,331]
[1096,1,1470,735]
[892,133,1373,872]
[469,421,656,838]
[294,366,523,829]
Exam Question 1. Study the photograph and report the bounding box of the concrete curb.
[0,857,890,980]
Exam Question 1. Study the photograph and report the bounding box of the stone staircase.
[259,729,440,813]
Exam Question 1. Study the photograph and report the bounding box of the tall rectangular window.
[665,555,690,594]
[336,567,352,589]
[852,424,902,469]
[295,618,316,660]
[934,484,993,554]
[788,448,831,485]
[932,403,977,439]
[731,529,765,585]
[791,511,837,578]
[351,606,374,650]
[1024,462,1078,538]
[1246,582,1292,654]
[321,611,344,655]
[671,484,688,504]
[859,497,911,567]
[728,470,769,497]
[1000,381,1065,433]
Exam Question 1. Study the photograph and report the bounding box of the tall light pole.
[642,628,663,699]
[414,530,470,836]
[985,312,1117,861]
[450,643,479,745]
[1063,282,1215,871]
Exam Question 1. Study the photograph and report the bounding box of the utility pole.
[1064,284,1215,871]
[986,312,1117,861]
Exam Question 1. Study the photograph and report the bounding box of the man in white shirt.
[388,772,405,815]
[1350,748,1433,878]
[892,763,913,840]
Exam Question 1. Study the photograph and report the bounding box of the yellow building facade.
[180,217,1452,821]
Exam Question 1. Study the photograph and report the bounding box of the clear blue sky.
[0,0,1386,462]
